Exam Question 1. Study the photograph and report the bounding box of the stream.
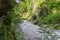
[19,20,60,40]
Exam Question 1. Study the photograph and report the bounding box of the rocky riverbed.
[19,20,60,40]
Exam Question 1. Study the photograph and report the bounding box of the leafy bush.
[0,0,24,40]
[44,13,60,24]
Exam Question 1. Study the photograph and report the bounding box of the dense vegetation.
[20,0,60,30]
[0,0,24,40]
[0,0,60,40]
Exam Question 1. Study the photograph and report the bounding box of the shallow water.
[19,20,60,40]
[20,20,40,40]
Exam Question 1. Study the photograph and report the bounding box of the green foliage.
[19,1,27,13]
[0,0,24,40]
[18,0,60,29]
[44,13,60,24]
[34,0,60,29]
[0,0,60,40]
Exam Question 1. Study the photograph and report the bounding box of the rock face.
[20,20,60,40]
